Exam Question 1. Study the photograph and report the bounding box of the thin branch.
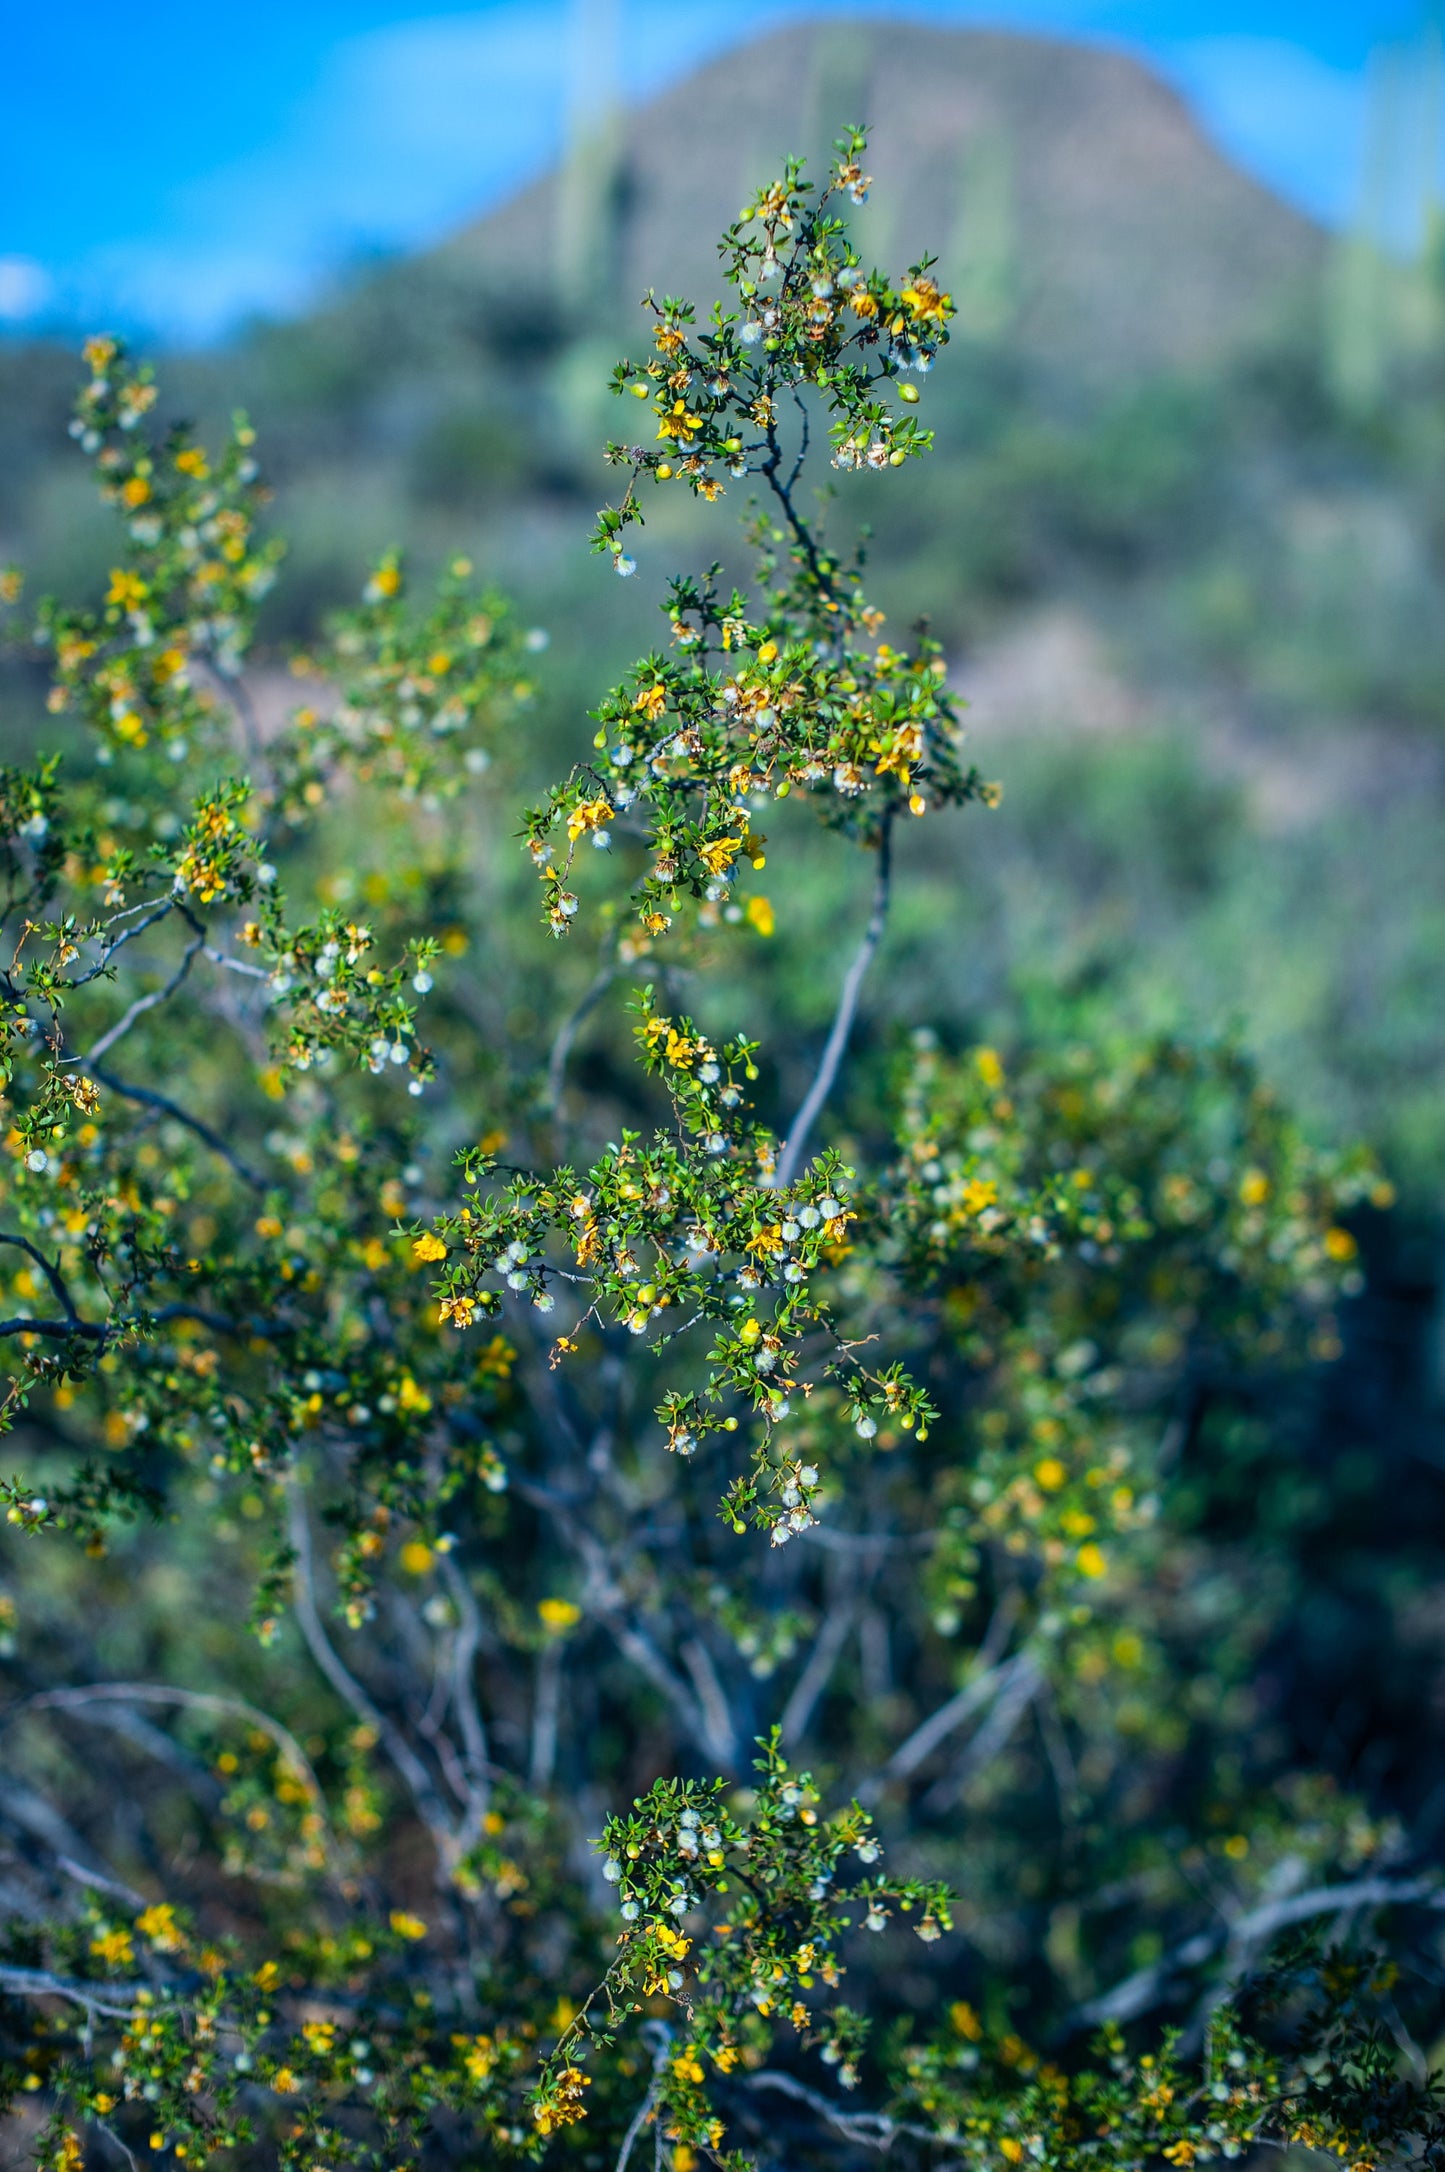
[546,950,617,1118]
[529,1640,563,1793]
[19,1685,330,1835]
[743,2070,936,2151]
[0,1313,109,1343]
[55,1858,148,1910]
[759,416,834,600]
[201,945,268,981]
[0,1966,143,2021]
[65,902,177,990]
[859,1641,1034,1804]
[90,1065,266,1190]
[921,1654,1042,1815]
[0,1232,80,1321]
[437,1554,492,1851]
[679,1637,738,1771]
[83,936,202,1065]
[773,815,893,1192]
[779,1588,866,1750]
[1073,1875,1445,2032]
[616,2023,673,2172]
[286,1485,458,1864]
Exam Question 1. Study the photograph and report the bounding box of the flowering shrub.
[0,134,1440,2172]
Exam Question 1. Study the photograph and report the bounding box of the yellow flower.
[538,1597,582,1633]
[974,1046,1004,1090]
[89,1926,135,1968]
[136,1903,184,1953]
[533,2067,591,2134]
[390,1910,428,1941]
[1239,1168,1270,1206]
[175,447,209,479]
[1033,1458,1066,1493]
[698,836,741,876]
[1076,1543,1107,1580]
[120,476,150,508]
[567,796,614,843]
[745,895,775,937]
[106,569,148,610]
[900,276,951,324]
[1323,1227,1357,1262]
[412,1231,448,1264]
[399,1540,434,1576]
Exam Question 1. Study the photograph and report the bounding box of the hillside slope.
[441,20,1322,379]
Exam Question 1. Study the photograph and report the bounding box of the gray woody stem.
[772,813,894,1193]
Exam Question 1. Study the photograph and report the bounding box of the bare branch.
[743,2070,936,2151]
[679,1637,738,1770]
[616,2022,673,2172]
[286,1485,459,1865]
[773,814,893,1192]
[83,935,202,1066]
[0,1965,144,2021]
[0,1232,80,1321]
[778,1587,866,1751]
[920,1654,1042,1815]
[1073,1875,1445,2032]
[19,1685,330,1834]
[438,1554,492,1852]
[546,948,617,1119]
[66,902,177,990]
[530,1640,563,1793]
[858,1639,1034,1804]
[90,1065,266,1190]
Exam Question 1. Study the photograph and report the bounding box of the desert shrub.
[0,134,1438,2172]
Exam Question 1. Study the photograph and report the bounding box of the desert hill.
[441,20,1320,381]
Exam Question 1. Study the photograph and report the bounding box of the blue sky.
[0,0,1434,340]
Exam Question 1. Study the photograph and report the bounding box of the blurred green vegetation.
[5,100,1445,1205]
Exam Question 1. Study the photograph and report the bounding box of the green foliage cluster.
[0,137,1441,2172]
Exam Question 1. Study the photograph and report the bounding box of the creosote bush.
[0,134,1441,2172]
